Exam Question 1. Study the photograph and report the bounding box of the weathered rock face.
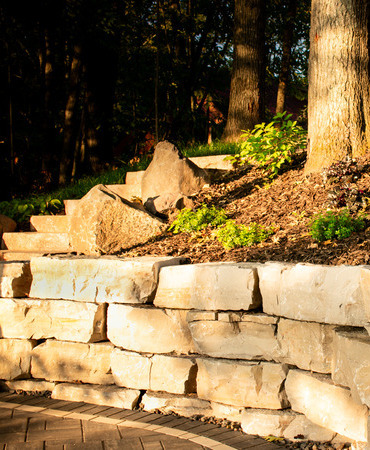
[277,318,335,373]
[210,402,244,423]
[0,339,36,380]
[111,349,196,394]
[141,392,212,418]
[285,369,369,442]
[0,298,106,343]
[241,409,336,442]
[69,184,166,255]
[188,311,280,361]
[259,263,369,326]
[154,263,261,311]
[0,214,17,236]
[30,255,186,304]
[141,141,210,213]
[144,192,195,216]
[0,261,31,298]
[150,355,197,394]
[196,358,289,409]
[52,383,141,410]
[107,304,197,354]
[332,328,370,407]
[0,379,56,394]
[31,340,114,384]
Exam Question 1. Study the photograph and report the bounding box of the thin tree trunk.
[275,0,297,115]
[305,0,370,173]
[40,28,55,176]
[155,0,160,143]
[59,44,83,185]
[6,42,14,178]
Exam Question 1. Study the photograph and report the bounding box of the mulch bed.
[120,154,370,266]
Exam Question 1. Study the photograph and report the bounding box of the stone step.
[64,199,79,216]
[30,215,71,233]
[106,184,141,200]
[0,250,49,261]
[189,154,234,171]
[1,232,71,252]
[122,155,234,189]
[63,155,234,215]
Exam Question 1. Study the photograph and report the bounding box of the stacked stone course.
[0,257,369,446]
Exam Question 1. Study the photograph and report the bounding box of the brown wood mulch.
[120,154,370,266]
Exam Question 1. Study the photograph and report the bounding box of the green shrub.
[310,210,365,242]
[169,204,228,234]
[227,112,307,177]
[216,220,274,250]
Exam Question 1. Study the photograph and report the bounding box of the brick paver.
[0,392,284,449]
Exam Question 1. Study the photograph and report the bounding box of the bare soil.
[121,154,370,266]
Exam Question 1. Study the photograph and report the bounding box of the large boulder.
[69,184,166,255]
[0,214,16,236]
[141,141,210,214]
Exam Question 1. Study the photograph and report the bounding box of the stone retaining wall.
[0,256,369,446]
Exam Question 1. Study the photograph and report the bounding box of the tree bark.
[275,0,297,115]
[305,0,370,173]
[222,0,266,142]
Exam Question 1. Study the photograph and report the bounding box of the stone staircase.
[0,155,233,261]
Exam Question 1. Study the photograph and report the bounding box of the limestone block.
[69,184,166,255]
[332,328,370,407]
[188,311,280,360]
[0,261,31,298]
[259,262,369,326]
[210,402,244,423]
[52,383,140,410]
[0,298,106,343]
[30,255,186,304]
[285,369,369,442]
[277,318,335,373]
[197,358,289,409]
[111,349,197,394]
[31,340,114,384]
[107,304,196,354]
[154,263,261,311]
[111,349,151,390]
[141,392,212,418]
[241,409,335,442]
[0,379,55,394]
[0,338,36,380]
[151,355,197,394]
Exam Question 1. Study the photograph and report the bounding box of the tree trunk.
[59,44,83,185]
[305,0,370,173]
[222,0,266,142]
[275,0,297,115]
[40,28,56,181]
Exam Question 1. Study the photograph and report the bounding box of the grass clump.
[181,140,240,158]
[169,204,228,234]
[216,220,274,249]
[310,210,365,242]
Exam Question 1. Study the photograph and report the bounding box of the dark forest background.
[1,0,310,200]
